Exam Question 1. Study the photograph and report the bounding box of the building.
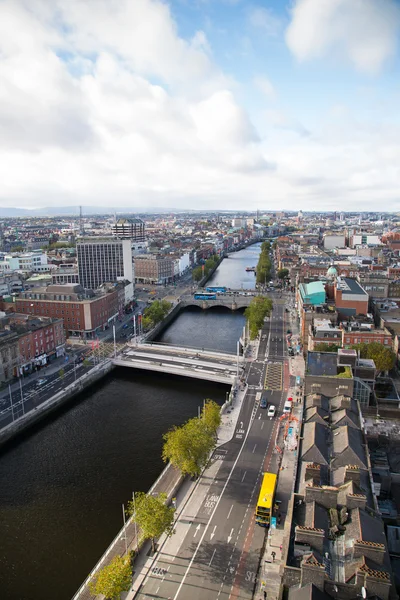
[283,389,395,600]
[334,277,369,316]
[323,233,346,250]
[134,255,175,284]
[297,282,326,315]
[25,273,53,289]
[0,331,19,382]
[351,233,381,247]
[15,284,120,339]
[77,237,134,302]
[112,218,145,241]
[0,250,48,273]
[51,265,79,285]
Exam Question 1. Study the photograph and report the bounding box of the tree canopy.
[202,399,221,435]
[256,242,272,285]
[162,404,218,477]
[89,555,132,600]
[351,342,395,374]
[245,295,273,340]
[277,268,289,280]
[192,254,219,283]
[314,343,341,353]
[142,299,172,330]
[127,492,175,553]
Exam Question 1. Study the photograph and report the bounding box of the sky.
[0,0,400,212]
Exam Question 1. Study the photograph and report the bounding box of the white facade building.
[0,251,48,273]
[323,233,346,250]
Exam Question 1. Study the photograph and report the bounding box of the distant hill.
[0,206,198,217]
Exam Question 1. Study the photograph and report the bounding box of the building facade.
[15,285,119,338]
[112,218,145,241]
[77,237,134,301]
[134,255,174,284]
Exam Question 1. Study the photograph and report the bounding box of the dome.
[327,265,338,278]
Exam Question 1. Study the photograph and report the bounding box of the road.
[134,297,288,600]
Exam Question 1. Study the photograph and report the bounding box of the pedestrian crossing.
[264,362,283,390]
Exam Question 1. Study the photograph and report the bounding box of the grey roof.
[332,426,367,469]
[307,351,338,376]
[331,408,360,429]
[305,393,329,411]
[301,422,329,465]
[337,277,368,296]
[304,406,330,427]
[288,584,327,600]
[304,501,329,531]
[330,395,353,411]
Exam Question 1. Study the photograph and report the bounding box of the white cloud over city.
[0,0,399,211]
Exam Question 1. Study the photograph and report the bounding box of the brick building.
[134,255,174,284]
[15,284,119,339]
[334,278,369,316]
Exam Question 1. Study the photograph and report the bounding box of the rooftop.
[336,277,368,296]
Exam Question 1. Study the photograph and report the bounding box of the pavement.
[255,294,305,600]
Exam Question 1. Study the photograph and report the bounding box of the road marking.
[258,414,261,420]
[172,397,257,600]
[227,504,234,519]
[252,444,257,454]
[210,525,217,540]
[209,548,216,566]
[228,528,234,543]
[261,422,264,430]
[241,471,247,482]
[156,586,160,593]
[193,523,201,537]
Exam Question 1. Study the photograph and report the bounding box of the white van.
[283,401,292,415]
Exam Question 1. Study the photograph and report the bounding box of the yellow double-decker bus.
[255,472,277,527]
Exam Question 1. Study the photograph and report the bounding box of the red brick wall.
[342,330,392,346]
[334,290,368,315]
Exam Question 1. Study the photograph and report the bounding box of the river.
[0,243,261,600]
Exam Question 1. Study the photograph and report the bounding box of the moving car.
[267,405,276,418]
[36,378,47,386]
[260,397,268,409]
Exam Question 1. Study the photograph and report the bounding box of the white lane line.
[241,471,247,482]
[156,586,160,593]
[252,444,257,454]
[261,422,264,430]
[227,504,234,519]
[172,399,257,600]
[209,549,216,566]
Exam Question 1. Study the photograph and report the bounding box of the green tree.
[256,243,272,285]
[10,245,24,252]
[314,343,341,353]
[245,296,273,339]
[127,492,175,553]
[277,268,289,280]
[192,266,203,282]
[143,300,172,328]
[89,554,132,600]
[162,416,216,477]
[352,342,395,374]
[59,368,65,379]
[202,399,221,435]
[83,359,91,367]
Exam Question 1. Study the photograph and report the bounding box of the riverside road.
[135,300,287,600]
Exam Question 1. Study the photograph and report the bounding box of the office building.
[77,237,134,301]
[112,218,145,241]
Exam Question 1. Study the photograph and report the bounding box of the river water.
[0,243,261,600]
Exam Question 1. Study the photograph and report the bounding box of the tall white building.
[77,238,134,301]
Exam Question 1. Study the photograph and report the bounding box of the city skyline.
[0,0,400,212]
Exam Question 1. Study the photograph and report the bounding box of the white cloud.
[285,0,400,74]
[248,6,281,36]
[254,76,276,99]
[0,0,399,212]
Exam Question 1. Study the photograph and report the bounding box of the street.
[133,297,288,600]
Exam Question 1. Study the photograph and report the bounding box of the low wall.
[144,302,182,342]
[0,361,115,448]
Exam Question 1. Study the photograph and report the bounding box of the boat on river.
[245,266,256,272]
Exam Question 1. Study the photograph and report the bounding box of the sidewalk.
[256,301,305,600]
[0,353,69,399]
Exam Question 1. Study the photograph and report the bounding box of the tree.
[192,266,203,282]
[89,554,132,600]
[256,243,272,285]
[202,399,221,435]
[245,296,273,340]
[352,342,395,374]
[314,343,341,353]
[143,300,172,329]
[277,268,289,280]
[127,492,175,553]
[162,416,216,477]
[10,245,24,252]
[59,368,65,379]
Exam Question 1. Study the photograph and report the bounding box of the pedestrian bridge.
[112,343,244,384]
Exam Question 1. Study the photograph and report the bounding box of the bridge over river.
[112,343,244,384]
[179,291,255,310]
